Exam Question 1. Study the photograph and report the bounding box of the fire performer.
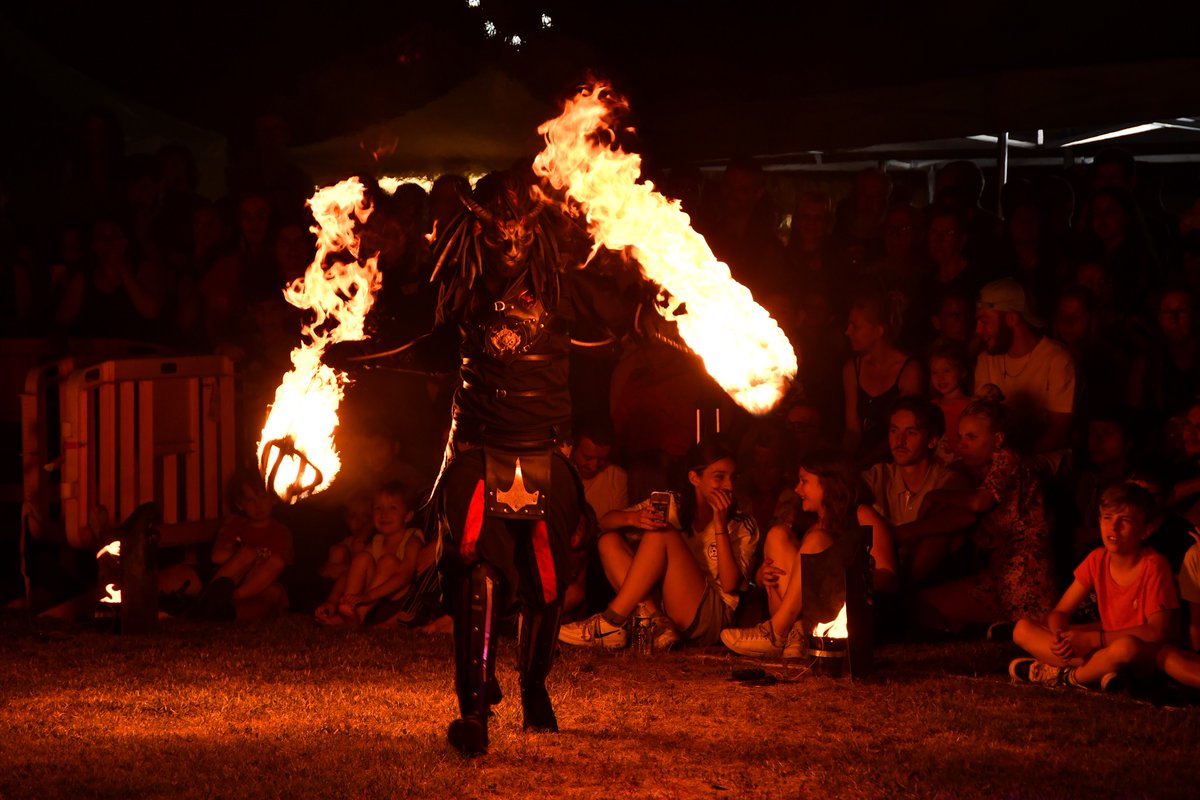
[324,167,644,755]
[312,81,795,756]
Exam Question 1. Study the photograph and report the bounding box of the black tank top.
[854,355,914,454]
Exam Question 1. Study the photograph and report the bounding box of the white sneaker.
[651,615,683,651]
[558,612,628,649]
[720,621,783,658]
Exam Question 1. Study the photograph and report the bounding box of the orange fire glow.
[812,603,848,639]
[100,584,122,604]
[96,541,121,559]
[257,177,382,502]
[533,83,796,414]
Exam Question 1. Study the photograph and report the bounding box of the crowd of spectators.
[9,106,1200,694]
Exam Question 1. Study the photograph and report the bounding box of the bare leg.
[234,554,286,602]
[596,531,665,617]
[213,546,259,583]
[761,525,800,617]
[607,529,708,630]
[1012,619,1084,667]
[1158,644,1200,689]
[597,531,635,591]
[1074,635,1157,685]
[763,530,832,638]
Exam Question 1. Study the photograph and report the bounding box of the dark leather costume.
[326,170,629,755]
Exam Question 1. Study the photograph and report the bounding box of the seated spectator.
[784,399,830,462]
[1157,530,1200,688]
[789,286,847,437]
[52,214,165,342]
[1122,468,1200,577]
[1011,483,1177,691]
[862,203,924,308]
[842,291,924,466]
[720,448,897,657]
[974,278,1076,467]
[928,341,972,464]
[558,436,759,650]
[563,418,630,619]
[866,397,974,588]
[923,204,994,306]
[927,288,982,364]
[571,418,630,521]
[1127,286,1200,418]
[1073,257,1121,335]
[832,167,891,270]
[188,469,293,621]
[1071,407,1138,564]
[998,185,1060,323]
[916,399,1058,633]
[317,491,375,584]
[735,418,797,536]
[315,481,424,626]
[1050,284,1122,406]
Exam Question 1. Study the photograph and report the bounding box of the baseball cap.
[977,278,1043,328]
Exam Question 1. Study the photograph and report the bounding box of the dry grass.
[0,611,1197,800]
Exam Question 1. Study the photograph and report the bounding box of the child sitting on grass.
[189,469,294,621]
[318,492,374,584]
[1010,482,1178,691]
[315,481,424,626]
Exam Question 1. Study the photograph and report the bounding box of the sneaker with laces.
[1009,657,1063,687]
[720,621,783,658]
[558,612,628,648]
[650,615,682,651]
[781,622,806,660]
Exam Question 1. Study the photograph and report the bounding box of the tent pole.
[995,131,1009,218]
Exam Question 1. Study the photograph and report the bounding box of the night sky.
[4,2,1200,162]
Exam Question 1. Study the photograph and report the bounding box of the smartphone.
[649,491,672,526]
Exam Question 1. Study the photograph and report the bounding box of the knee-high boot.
[517,603,562,732]
[448,562,498,755]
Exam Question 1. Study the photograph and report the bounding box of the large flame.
[257,177,381,502]
[533,83,797,414]
[812,602,848,639]
[100,584,122,605]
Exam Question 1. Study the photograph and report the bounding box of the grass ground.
[1,611,1197,800]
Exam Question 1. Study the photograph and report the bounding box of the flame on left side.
[812,603,848,639]
[100,584,122,604]
[533,83,797,415]
[257,177,382,502]
[96,541,121,559]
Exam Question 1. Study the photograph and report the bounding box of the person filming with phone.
[558,435,760,651]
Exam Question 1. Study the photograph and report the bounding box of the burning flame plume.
[101,584,122,604]
[96,541,121,559]
[257,177,382,502]
[533,83,797,414]
[812,602,848,639]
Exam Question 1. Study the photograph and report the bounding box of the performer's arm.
[323,324,459,375]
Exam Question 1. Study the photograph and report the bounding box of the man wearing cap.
[974,278,1076,466]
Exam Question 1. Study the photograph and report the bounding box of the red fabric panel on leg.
[460,480,486,562]
[531,520,557,604]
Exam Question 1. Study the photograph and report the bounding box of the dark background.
[6,2,1200,163]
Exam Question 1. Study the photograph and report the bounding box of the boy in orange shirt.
[1010,482,1178,690]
